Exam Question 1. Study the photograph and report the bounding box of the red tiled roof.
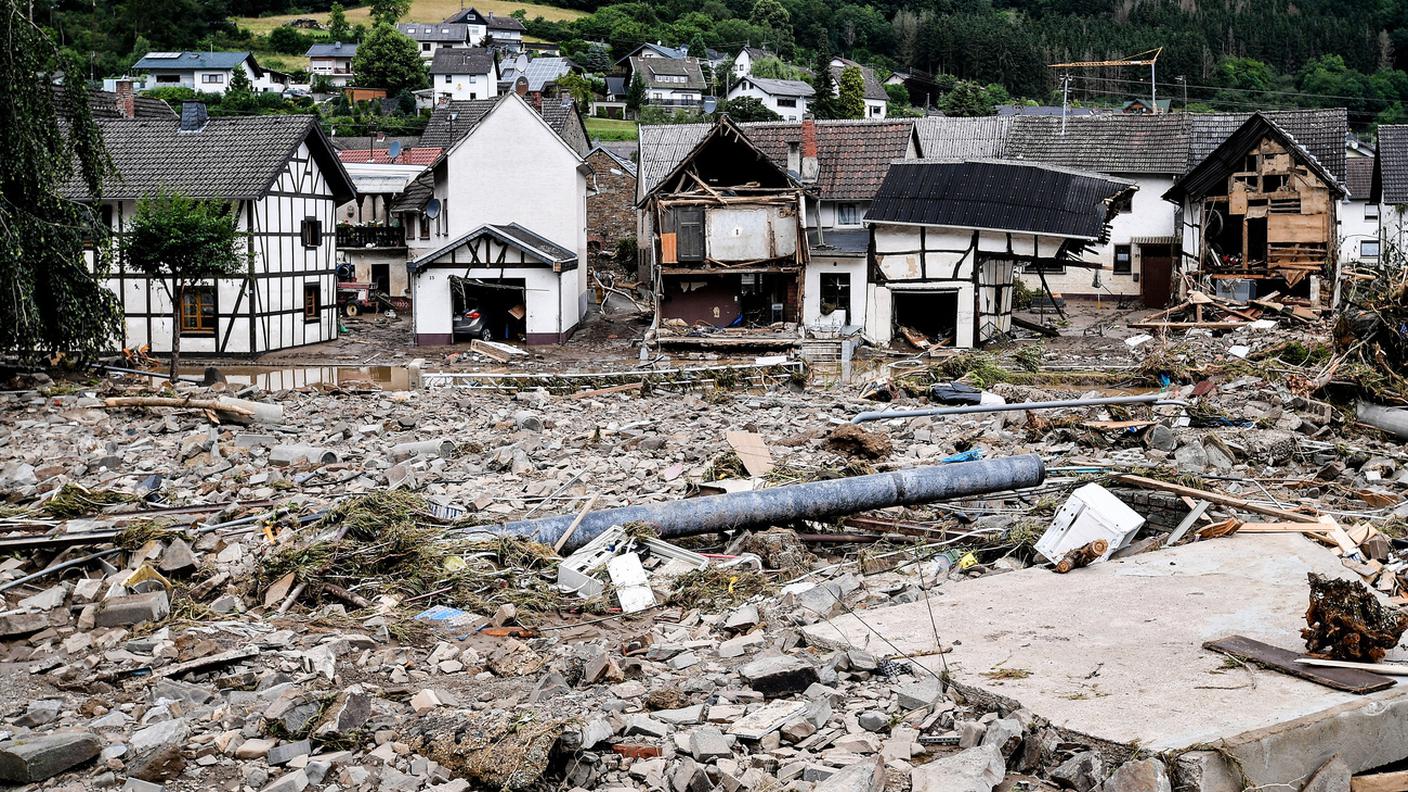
[337,147,443,165]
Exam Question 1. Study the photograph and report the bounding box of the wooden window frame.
[180,285,218,337]
[303,282,321,322]
[301,217,322,248]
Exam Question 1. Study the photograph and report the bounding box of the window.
[419,213,430,239]
[444,75,452,83]
[300,218,322,248]
[1111,192,1134,214]
[1113,245,1132,274]
[1367,203,1381,220]
[422,43,431,51]
[201,73,225,84]
[180,285,217,336]
[1362,239,1382,258]
[156,74,180,84]
[819,272,851,323]
[777,98,797,108]
[837,203,860,226]
[303,283,321,321]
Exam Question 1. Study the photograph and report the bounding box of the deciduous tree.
[369,0,411,26]
[836,65,865,118]
[719,96,780,121]
[351,23,427,95]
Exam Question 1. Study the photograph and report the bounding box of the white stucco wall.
[1340,198,1380,265]
[864,98,886,119]
[725,82,809,121]
[411,265,572,338]
[435,69,499,100]
[803,258,867,327]
[808,200,869,230]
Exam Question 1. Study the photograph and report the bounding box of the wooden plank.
[1203,635,1395,694]
[1166,500,1210,546]
[569,382,644,400]
[725,431,774,478]
[1296,658,1408,676]
[1351,770,1408,792]
[1114,475,1319,523]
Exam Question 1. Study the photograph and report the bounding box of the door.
[1139,244,1174,308]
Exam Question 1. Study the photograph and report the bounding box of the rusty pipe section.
[482,454,1045,552]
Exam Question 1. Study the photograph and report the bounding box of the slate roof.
[630,57,706,92]
[637,124,712,195]
[77,86,176,119]
[64,115,354,203]
[1004,114,1191,174]
[735,76,814,98]
[588,145,637,178]
[1188,109,1346,182]
[389,171,434,213]
[744,120,914,201]
[1167,112,1346,203]
[1345,156,1374,201]
[538,99,590,156]
[913,116,1011,160]
[486,13,525,32]
[1375,125,1408,204]
[132,51,255,72]
[305,42,357,59]
[408,222,574,271]
[398,23,471,42]
[417,99,499,148]
[829,59,887,101]
[867,159,1135,239]
[430,47,495,75]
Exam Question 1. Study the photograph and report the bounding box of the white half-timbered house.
[68,102,356,355]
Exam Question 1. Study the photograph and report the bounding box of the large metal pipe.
[484,454,1045,552]
[851,393,1169,424]
[1357,401,1408,440]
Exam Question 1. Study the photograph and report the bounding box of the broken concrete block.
[857,710,889,732]
[729,700,807,740]
[688,727,731,762]
[234,738,276,760]
[893,677,944,709]
[157,539,197,574]
[0,732,102,783]
[1097,758,1172,792]
[980,717,1023,757]
[910,743,1006,792]
[813,755,885,792]
[625,715,669,739]
[0,612,50,638]
[126,718,188,782]
[738,655,819,698]
[1052,751,1105,792]
[266,740,310,767]
[258,769,310,792]
[314,691,370,738]
[122,778,164,792]
[410,690,443,714]
[95,591,170,627]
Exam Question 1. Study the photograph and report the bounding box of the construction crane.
[1049,47,1163,124]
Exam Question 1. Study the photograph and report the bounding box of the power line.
[1064,83,1384,121]
[1068,72,1402,107]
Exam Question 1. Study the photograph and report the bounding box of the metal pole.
[1061,73,1069,135]
[1151,60,1157,114]
[851,393,1170,424]
[482,455,1046,552]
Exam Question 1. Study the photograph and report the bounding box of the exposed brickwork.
[585,148,637,276]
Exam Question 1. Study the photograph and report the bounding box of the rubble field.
[8,302,1408,792]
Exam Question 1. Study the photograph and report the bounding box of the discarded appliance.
[489,455,1046,553]
[1034,483,1144,567]
[928,382,1001,407]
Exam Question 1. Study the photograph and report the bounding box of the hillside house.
[628,56,707,108]
[829,58,887,119]
[1166,112,1346,306]
[438,7,524,50]
[429,47,498,101]
[726,76,813,121]
[1375,126,1408,259]
[66,103,356,354]
[398,23,473,60]
[865,160,1134,348]
[400,94,588,345]
[131,51,287,94]
[731,47,776,81]
[306,42,357,87]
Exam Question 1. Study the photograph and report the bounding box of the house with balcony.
[334,139,443,301]
[131,51,287,94]
[306,42,357,87]
[628,56,707,108]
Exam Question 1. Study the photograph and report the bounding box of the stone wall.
[586,148,638,277]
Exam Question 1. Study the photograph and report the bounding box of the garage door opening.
[893,290,960,345]
[450,276,525,342]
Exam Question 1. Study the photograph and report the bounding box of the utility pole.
[1175,75,1187,112]
[1150,58,1156,113]
[1060,73,1070,135]
[1048,48,1162,114]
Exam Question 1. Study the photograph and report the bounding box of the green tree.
[328,2,351,41]
[369,0,411,26]
[557,72,596,111]
[626,72,647,116]
[0,2,121,361]
[749,0,793,57]
[750,56,805,81]
[268,25,308,55]
[122,193,243,380]
[718,96,780,121]
[228,66,254,95]
[938,80,996,117]
[351,24,427,94]
[836,65,865,118]
[810,34,840,119]
[580,42,612,74]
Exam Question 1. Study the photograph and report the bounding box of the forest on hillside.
[30,0,1408,128]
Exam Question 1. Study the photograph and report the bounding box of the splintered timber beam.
[481,455,1046,553]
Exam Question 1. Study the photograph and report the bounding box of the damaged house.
[637,117,808,345]
[1167,111,1347,305]
[864,160,1135,348]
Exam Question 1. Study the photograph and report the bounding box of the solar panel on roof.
[145,52,182,59]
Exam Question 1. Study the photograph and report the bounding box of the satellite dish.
[703,97,718,114]
[387,140,402,160]
[424,198,442,219]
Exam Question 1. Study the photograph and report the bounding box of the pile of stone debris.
[2,344,1408,792]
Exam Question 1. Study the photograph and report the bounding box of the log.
[103,396,254,417]
[1113,475,1318,523]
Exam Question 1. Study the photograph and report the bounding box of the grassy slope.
[233,0,585,35]
[585,117,638,141]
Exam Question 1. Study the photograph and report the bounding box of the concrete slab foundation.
[800,534,1408,792]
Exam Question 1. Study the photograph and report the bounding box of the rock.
[157,539,198,574]
[656,704,704,726]
[0,612,50,638]
[259,769,310,792]
[1052,751,1105,792]
[411,689,443,714]
[625,715,669,739]
[234,738,276,760]
[266,740,310,767]
[122,778,164,792]
[893,677,944,709]
[738,655,819,698]
[688,728,731,762]
[18,583,68,611]
[95,591,170,627]
[1097,758,1172,792]
[17,699,63,726]
[857,710,889,733]
[127,719,188,782]
[1172,441,1208,472]
[723,604,759,632]
[0,732,102,783]
[813,755,885,792]
[910,743,1006,792]
[824,424,892,460]
[487,638,544,676]
[315,691,371,738]
[1294,757,1349,792]
[980,717,1023,757]
[580,719,614,750]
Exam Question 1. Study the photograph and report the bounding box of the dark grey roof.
[604,76,626,97]
[1345,156,1374,201]
[913,116,1011,160]
[997,105,1105,117]
[588,145,637,177]
[133,51,255,72]
[808,228,868,255]
[637,123,713,194]
[630,56,705,92]
[538,99,589,156]
[1378,125,1408,204]
[417,98,498,148]
[1167,112,1346,203]
[1004,114,1190,174]
[408,223,574,271]
[64,114,354,204]
[430,47,495,75]
[735,76,814,98]
[398,23,471,42]
[829,60,886,101]
[1188,109,1346,182]
[305,42,357,59]
[486,13,525,32]
[389,170,433,213]
[77,86,176,119]
[744,119,915,201]
[867,159,1135,240]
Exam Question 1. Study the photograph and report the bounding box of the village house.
[627,56,707,109]
[305,42,357,87]
[864,160,1135,347]
[395,94,589,345]
[1166,111,1347,307]
[829,57,887,119]
[731,47,776,81]
[725,76,813,121]
[438,7,525,51]
[1340,137,1378,266]
[131,51,288,94]
[498,55,574,102]
[67,99,355,355]
[429,47,499,101]
[332,137,443,301]
[397,22,473,60]
[1374,125,1408,259]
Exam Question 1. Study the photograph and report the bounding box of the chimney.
[115,79,136,119]
[800,116,819,183]
[179,101,209,132]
